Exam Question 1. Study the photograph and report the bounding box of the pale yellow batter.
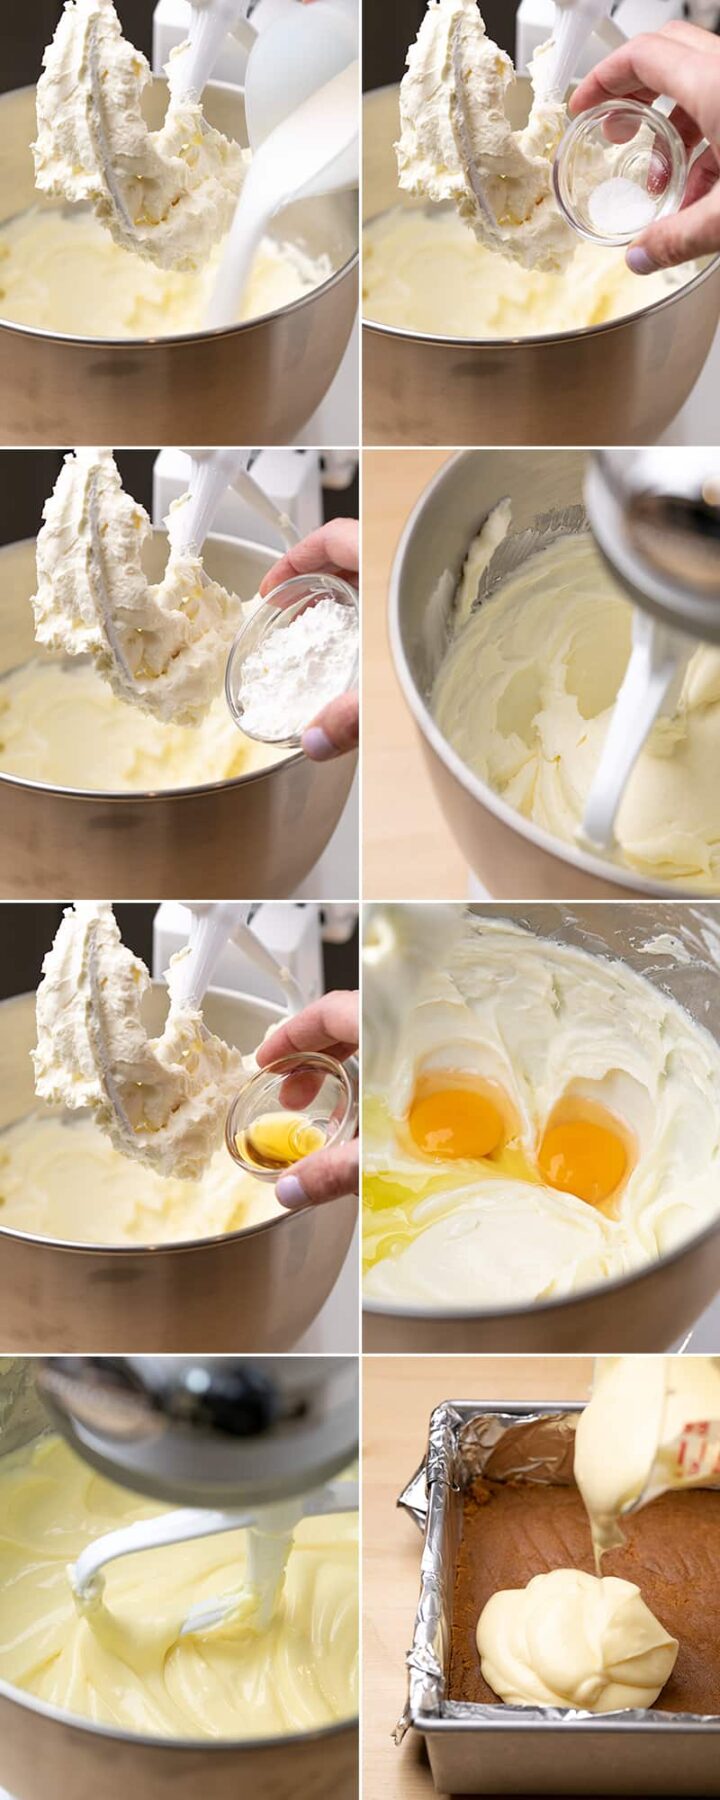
[363,206,693,338]
[0,207,332,339]
[0,659,285,792]
[0,1113,280,1245]
[0,1434,358,1737]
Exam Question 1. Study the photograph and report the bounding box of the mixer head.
[38,1357,358,1508]
[586,449,720,645]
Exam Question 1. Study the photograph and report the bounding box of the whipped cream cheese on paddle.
[32,450,242,727]
[397,0,574,272]
[34,0,245,272]
[33,902,246,1180]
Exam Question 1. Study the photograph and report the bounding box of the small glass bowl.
[553,100,687,247]
[225,572,359,750]
[226,1052,359,1183]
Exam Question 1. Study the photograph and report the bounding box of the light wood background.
[363,450,469,900]
[362,1356,594,1800]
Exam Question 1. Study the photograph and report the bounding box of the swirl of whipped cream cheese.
[33,0,246,272]
[431,528,720,890]
[33,901,246,1180]
[397,0,575,273]
[32,449,243,727]
[477,1569,678,1712]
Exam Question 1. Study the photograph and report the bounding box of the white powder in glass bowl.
[237,596,358,742]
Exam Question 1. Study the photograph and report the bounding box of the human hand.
[259,519,360,761]
[256,990,359,1208]
[570,21,720,273]
[259,518,359,595]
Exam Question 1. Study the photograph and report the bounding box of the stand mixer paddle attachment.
[37,1357,359,1638]
[579,450,720,856]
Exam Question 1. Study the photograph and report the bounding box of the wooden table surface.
[362,1356,595,1800]
[362,449,469,900]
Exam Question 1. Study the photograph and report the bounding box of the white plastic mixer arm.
[172,901,304,1014]
[168,0,256,103]
[168,448,252,556]
[168,901,254,1009]
[536,1,617,100]
[173,448,300,553]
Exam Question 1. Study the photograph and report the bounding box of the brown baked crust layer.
[449,1479,720,1714]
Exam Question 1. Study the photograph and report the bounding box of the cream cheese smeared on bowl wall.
[431,518,720,891]
[362,907,720,1309]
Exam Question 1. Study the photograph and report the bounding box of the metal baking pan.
[396,1400,720,1796]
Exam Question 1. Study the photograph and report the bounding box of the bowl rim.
[0,1674,359,1752]
[388,448,720,899]
[0,528,312,801]
[361,81,720,348]
[0,983,349,1254]
[0,80,359,349]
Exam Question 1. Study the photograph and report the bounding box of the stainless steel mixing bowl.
[0,82,358,445]
[363,82,720,446]
[363,901,720,1353]
[390,446,715,899]
[0,1361,359,1800]
[0,530,357,899]
[0,987,357,1353]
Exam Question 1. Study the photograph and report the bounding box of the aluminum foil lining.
[395,1402,720,1741]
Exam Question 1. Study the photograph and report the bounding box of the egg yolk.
[537,1114,629,1208]
[408,1083,506,1160]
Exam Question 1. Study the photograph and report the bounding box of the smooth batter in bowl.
[0,988,358,1353]
[0,530,357,898]
[363,902,720,1355]
[0,1435,358,1737]
[0,81,358,444]
[362,83,720,446]
[0,1364,359,1800]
